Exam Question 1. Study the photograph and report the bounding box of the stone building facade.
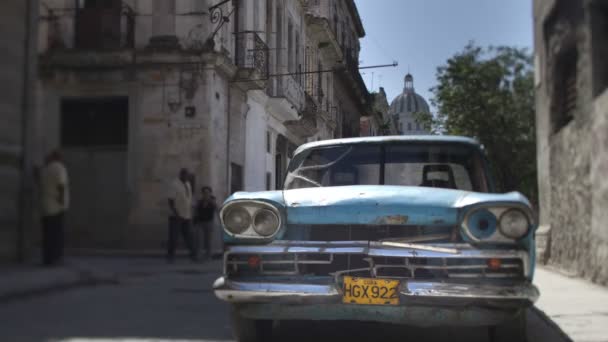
[0,0,39,262]
[35,0,369,250]
[534,0,608,285]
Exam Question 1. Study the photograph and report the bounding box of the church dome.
[389,73,431,135]
[389,74,430,115]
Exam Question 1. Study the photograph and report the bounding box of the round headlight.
[499,209,529,239]
[466,209,497,239]
[223,206,251,234]
[252,209,280,237]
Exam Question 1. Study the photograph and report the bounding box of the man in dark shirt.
[194,186,217,260]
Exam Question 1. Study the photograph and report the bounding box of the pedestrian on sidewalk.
[39,150,69,266]
[194,186,217,260]
[167,168,197,263]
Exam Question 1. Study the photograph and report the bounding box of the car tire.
[230,306,273,342]
[488,310,527,342]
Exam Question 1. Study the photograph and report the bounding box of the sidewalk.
[0,255,222,302]
[534,266,608,342]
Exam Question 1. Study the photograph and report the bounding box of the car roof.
[294,135,482,156]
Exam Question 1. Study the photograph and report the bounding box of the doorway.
[60,96,129,248]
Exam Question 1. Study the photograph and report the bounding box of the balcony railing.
[74,2,135,50]
[285,91,319,138]
[234,31,269,78]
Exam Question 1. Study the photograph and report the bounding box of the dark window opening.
[230,163,243,194]
[551,48,578,134]
[266,172,272,190]
[61,97,128,147]
[266,131,271,153]
[591,2,608,97]
[75,0,134,49]
[275,154,283,190]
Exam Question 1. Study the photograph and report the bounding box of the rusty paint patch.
[379,215,409,225]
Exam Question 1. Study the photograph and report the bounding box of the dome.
[389,74,431,135]
[389,73,430,114]
[389,91,430,115]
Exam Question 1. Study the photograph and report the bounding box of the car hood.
[283,185,471,226]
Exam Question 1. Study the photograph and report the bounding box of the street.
[0,258,569,342]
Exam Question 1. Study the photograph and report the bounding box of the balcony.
[304,3,342,62]
[74,1,135,50]
[284,91,319,138]
[266,75,305,123]
[234,31,269,91]
[336,52,370,109]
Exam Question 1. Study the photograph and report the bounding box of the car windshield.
[284,143,491,192]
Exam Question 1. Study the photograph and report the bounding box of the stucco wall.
[534,0,608,285]
[0,0,38,261]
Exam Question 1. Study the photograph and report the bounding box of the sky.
[354,0,534,110]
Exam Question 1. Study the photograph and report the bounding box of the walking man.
[195,186,217,260]
[167,168,197,262]
[40,150,69,266]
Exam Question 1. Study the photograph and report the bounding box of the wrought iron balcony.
[234,31,269,89]
[285,91,319,138]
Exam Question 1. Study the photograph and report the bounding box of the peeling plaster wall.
[534,0,608,285]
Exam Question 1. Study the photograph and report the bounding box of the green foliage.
[420,42,537,202]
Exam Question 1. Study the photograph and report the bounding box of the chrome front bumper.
[213,241,539,325]
[213,277,539,306]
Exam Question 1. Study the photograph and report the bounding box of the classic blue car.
[214,136,539,342]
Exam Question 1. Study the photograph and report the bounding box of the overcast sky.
[355,0,534,110]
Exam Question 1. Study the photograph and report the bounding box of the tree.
[415,42,537,202]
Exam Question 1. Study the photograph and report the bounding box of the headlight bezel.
[252,208,281,237]
[222,206,251,235]
[498,208,530,239]
[462,204,533,243]
[220,200,282,240]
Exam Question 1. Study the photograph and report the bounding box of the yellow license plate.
[342,276,400,305]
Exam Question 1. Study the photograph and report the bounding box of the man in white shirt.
[39,150,69,266]
[167,168,197,262]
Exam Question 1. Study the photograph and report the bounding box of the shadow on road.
[268,307,572,342]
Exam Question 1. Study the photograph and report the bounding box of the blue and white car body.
[214,136,539,335]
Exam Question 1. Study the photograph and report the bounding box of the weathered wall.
[534,0,608,285]
[0,0,38,262]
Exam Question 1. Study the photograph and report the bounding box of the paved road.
[0,259,570,342]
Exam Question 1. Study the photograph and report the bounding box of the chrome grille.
[225,245,525,280]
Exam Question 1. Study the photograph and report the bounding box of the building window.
[416,122,420,131]
[266,172,272,190]
[407,122,412,131]
[276,5,283,76]
[75,0,134,49]
[266,131,271,153]
[551,47,578,134]
[253,0,260,31]
[295,32,301,84]
[317,61,324,99]
[399,123,403,132]
[230,163,243,194]
[61,97,129,147]
[591,2,608,97]
[287,20,294,73]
